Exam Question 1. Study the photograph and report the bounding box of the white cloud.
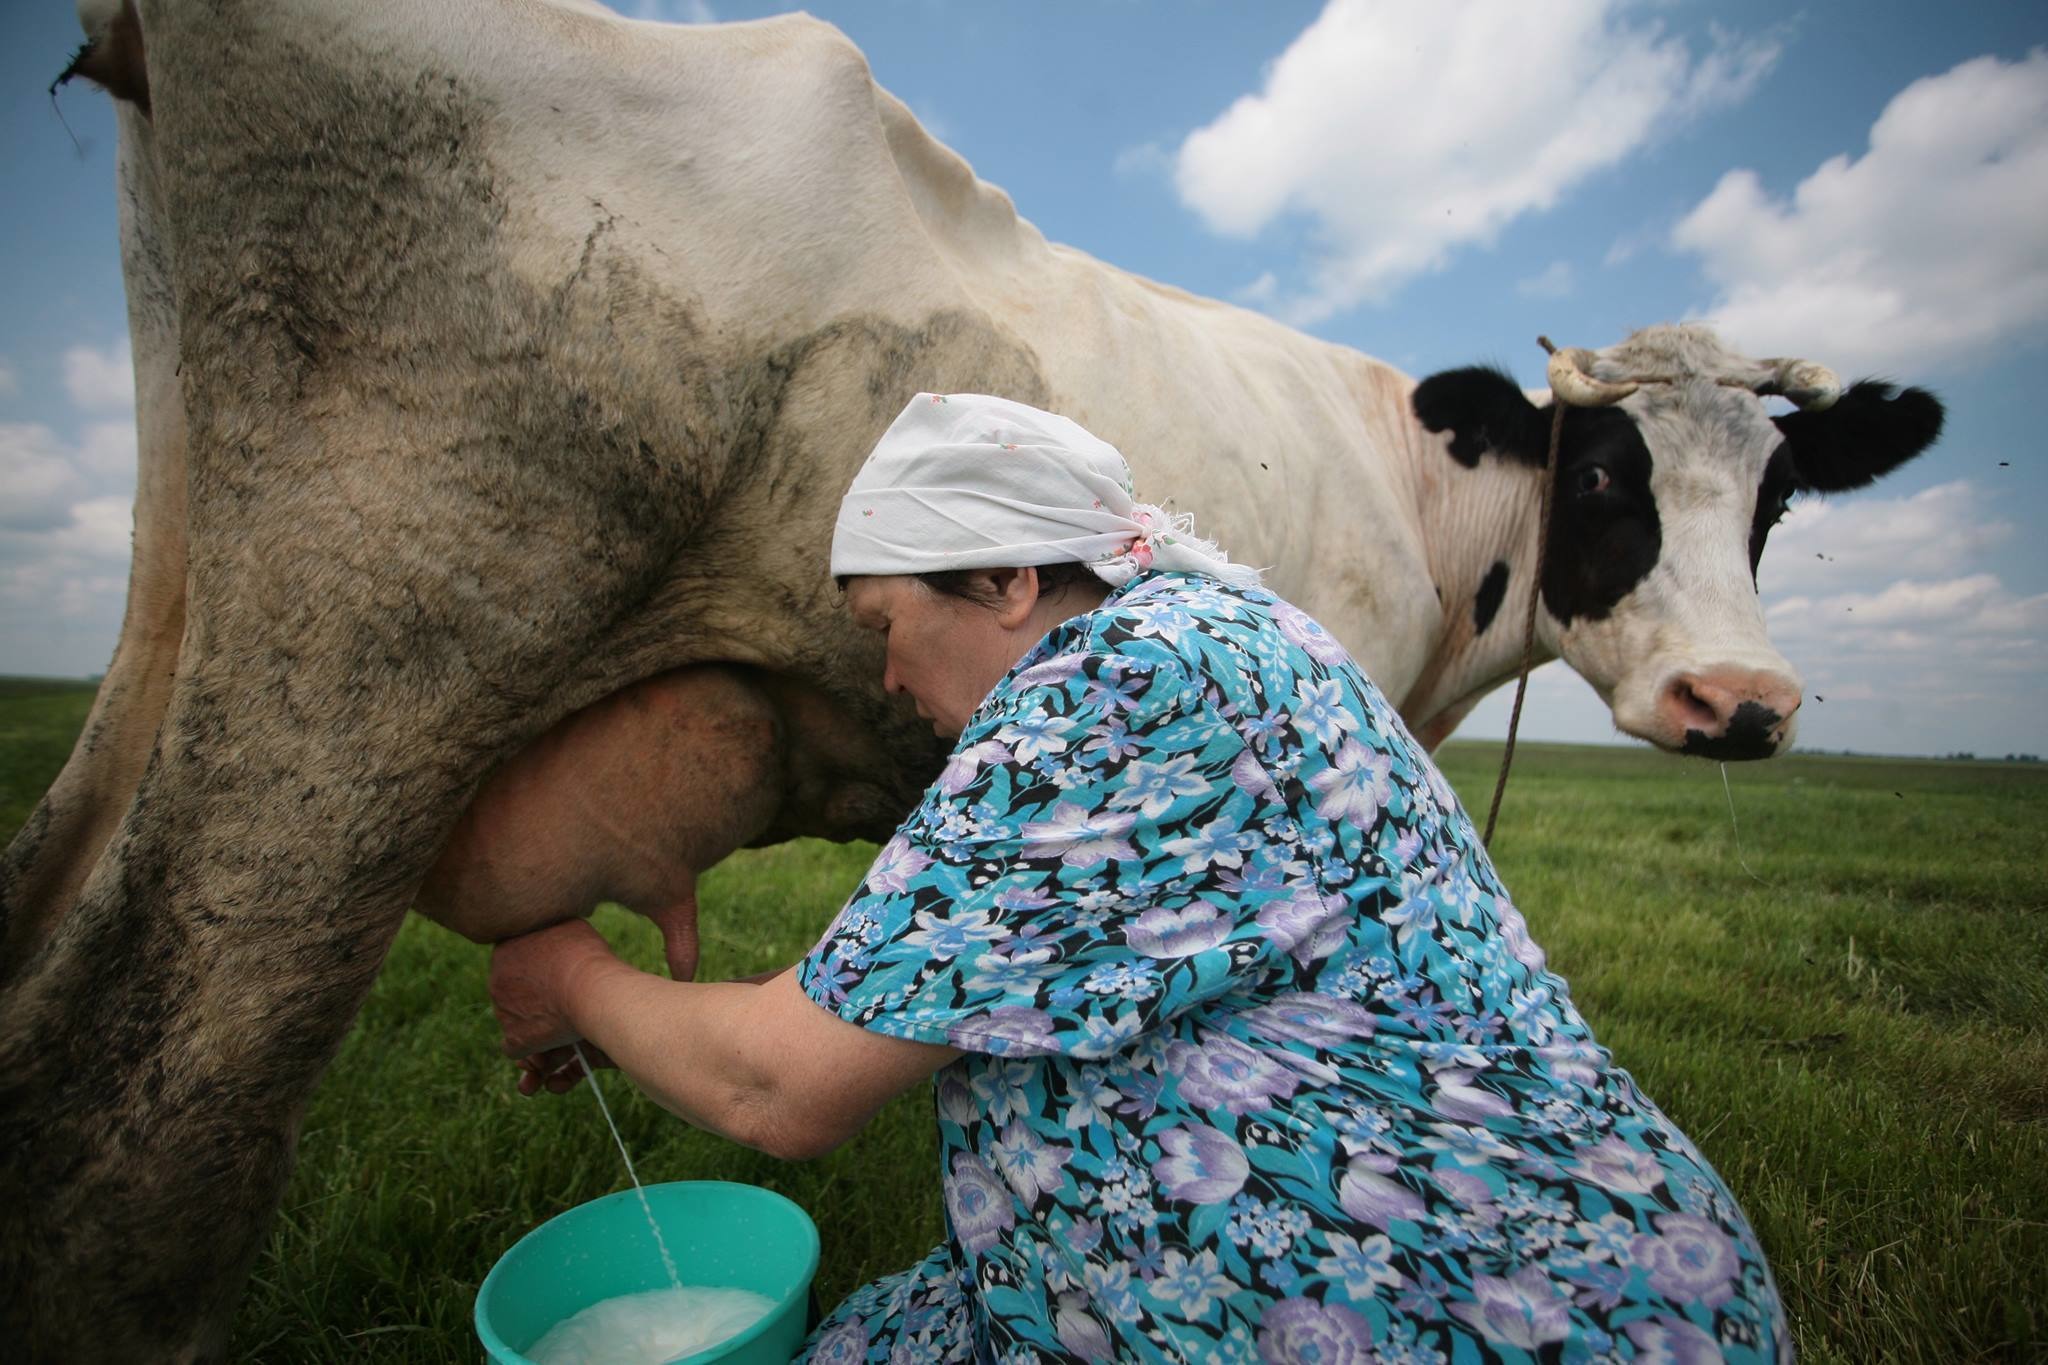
[1602,221,1666,268]
[0,416,138,667]
[73,420,138,479]
[62,340,133,411]
[1760,480,2011,598]
[0,423,86,528]
[0,420,136,528]
[1173,0,1780,324]
[1756,479,2045,749]
[46,497,135,562]
[1516,261,1576,300]
[1773,573,2001,630]
[1678,21,1784,116]
[1673,50,2048,378]
[1766,576,2046,680]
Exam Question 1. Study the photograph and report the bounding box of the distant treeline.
[1793,747,2044,763]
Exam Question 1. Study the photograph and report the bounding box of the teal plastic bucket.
[476,1180,819,1365]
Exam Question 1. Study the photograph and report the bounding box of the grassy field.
[4,675,2045,1362]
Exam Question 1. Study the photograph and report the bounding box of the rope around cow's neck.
[1481,367,1564,848]
[1481,335,1689,844]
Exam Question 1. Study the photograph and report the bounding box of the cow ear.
[1773,380,1944,493]
[1412,366,1552,468]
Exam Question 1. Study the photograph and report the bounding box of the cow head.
[1412,324,1943,759]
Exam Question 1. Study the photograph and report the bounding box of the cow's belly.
[416,665,905,980]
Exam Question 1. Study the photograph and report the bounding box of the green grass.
[1442,743,2048,1362]
[5,689,2044,1362]
[0,676,99,839]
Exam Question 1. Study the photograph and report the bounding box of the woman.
[489,393,1787,1363]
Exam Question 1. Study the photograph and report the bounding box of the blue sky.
[3,0,2043,756]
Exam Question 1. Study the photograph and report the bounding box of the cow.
[2,0,1941,1357]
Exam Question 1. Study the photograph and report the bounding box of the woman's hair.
[831,562,1105,609]
[916,561,1102,609]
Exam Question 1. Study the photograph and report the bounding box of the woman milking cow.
[487,392,1787,1363]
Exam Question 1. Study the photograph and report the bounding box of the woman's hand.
[490,933,958,1153]
[512,1041,617,1097]
[488,918,618,1063]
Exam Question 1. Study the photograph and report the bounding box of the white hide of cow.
[63,0,1877,770]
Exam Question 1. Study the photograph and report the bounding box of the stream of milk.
[575,1042,682,1290]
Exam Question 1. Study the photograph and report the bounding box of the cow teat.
[59,0,149,116]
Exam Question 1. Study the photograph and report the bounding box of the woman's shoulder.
[1084,572,1319,680]
[1094,570,1265,639]
[1002,573,1357,738]
[972,582,1207,734]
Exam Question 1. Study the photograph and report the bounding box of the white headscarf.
[830,393,1261,589]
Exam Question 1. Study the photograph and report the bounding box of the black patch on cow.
[1541,409,1661,623]
[1412,367,1550,467]
[1681,701,1782,761]
[1774,381,1944,492]
[1750,445,1796,582]
[1473,560,1509,635]
[1412,366,1662,625]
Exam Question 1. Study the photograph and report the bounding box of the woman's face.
[843,575,1038,739]
[843,573,1089,740]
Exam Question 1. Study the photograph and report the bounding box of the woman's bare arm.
[490,922,956,1160]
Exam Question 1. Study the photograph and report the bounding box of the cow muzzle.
[1653,667,1803,760]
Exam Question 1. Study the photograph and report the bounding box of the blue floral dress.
[794,572,1787,1364]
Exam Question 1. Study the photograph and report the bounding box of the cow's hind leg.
[0,161,716,1365]
[0,98,188,987]
[0,445,716,1356]
[0,646,523,1359]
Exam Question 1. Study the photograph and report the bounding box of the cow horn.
[1545,345,1638,407]
[1757,358,1842,411]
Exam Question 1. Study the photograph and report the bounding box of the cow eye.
[1573,464,1611,496]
